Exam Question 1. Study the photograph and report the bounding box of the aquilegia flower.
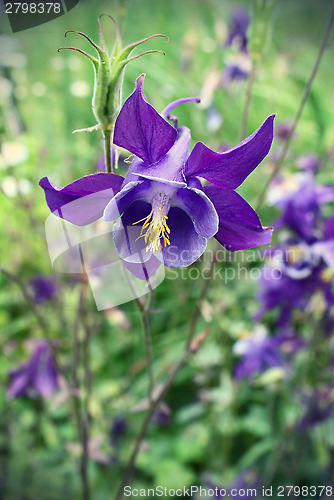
[225,7,250,53]
[40,74,274,268]
[7,340,59,399]
[233,325,283,379]
[256,174,334,325]
[29,275,59,304]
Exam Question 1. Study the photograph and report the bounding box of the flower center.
[132,193,171,254]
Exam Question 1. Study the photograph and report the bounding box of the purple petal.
[132,127,190,186]
[40,173,124,226]
[104,180,153,222]
[313,240,334,270]
[186,114,275,189]
[32,342,58,398]
[113,74,177,164]
[325,216,334,239]
[316,185,334,204]
[34,357,59,398]
[162,207,207,268]
[204,185,272,250]
[122,255,162,280]
[161,97,200,119]
[113,201,154,264]
[7,366,30,398]
[173,187,219,238]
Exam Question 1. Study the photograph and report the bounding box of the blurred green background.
[1,0,334,498]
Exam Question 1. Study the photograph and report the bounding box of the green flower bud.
[248,0,275,63]
[58,15,168,172]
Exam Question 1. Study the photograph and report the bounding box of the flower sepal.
[58,15,168,133]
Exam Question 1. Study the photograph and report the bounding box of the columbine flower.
[272,174,334,244]
[233,326,283,379]
[7,340,59,399]
[221,60,249,87]
[257,175,334,325]
[29,275,59,304]
[40,74,274,268]
[298,388,334,431]
[225,7,250,53]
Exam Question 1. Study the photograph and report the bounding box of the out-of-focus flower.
[29,275,59,304]
[233,326,283,379]
[153,402,172,426]
[258,174,334,325]
[270,174,334,243]
[275,121,292,141]
[298,388,334,431]
[296,154,320,174]
[8,340,59,399]
[221,61,249,87]
[40,74,275,269]
[255,265,310,327]
[110,416,127,448]
[225,7,250,53]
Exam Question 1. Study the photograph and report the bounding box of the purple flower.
[256,172,334,325]
[8,340,59,399]
[110,416,127,448]
[29,275,59,304]
[275,121,292,141]
[298,388,334,431]
[225,7,250,53]
[271,174,334,244]
[233,326,283,379]
[40,74,274,268]
[222,62,249,86]
[296,154,320,173]
[255,265,310,327]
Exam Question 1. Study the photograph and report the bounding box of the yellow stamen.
[132,193,171,254]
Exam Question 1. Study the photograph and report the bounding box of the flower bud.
[58,15,168,134]
[248,0,275,63]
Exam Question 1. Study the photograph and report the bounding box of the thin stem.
[114,260,214,500]
[140,290,155,403]
[0,266,63,375]
[82,313,92,419]
[240,62,256,140]
[72,286,91,500]
[256,5,334,210]
[0,266,48,333]
[104,129,112,173]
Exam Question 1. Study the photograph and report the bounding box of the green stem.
[240,62,257,140]
[0,266,63,376]
[256,5,334,210]
[104,129,113,173]
[140,290,155,404]
[72,286,91,500]
[114,260,214,500]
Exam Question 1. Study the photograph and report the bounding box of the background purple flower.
[233,326,283,379]
[8,340,59,399]
[225,7,250,53]
[29,275,59,304]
